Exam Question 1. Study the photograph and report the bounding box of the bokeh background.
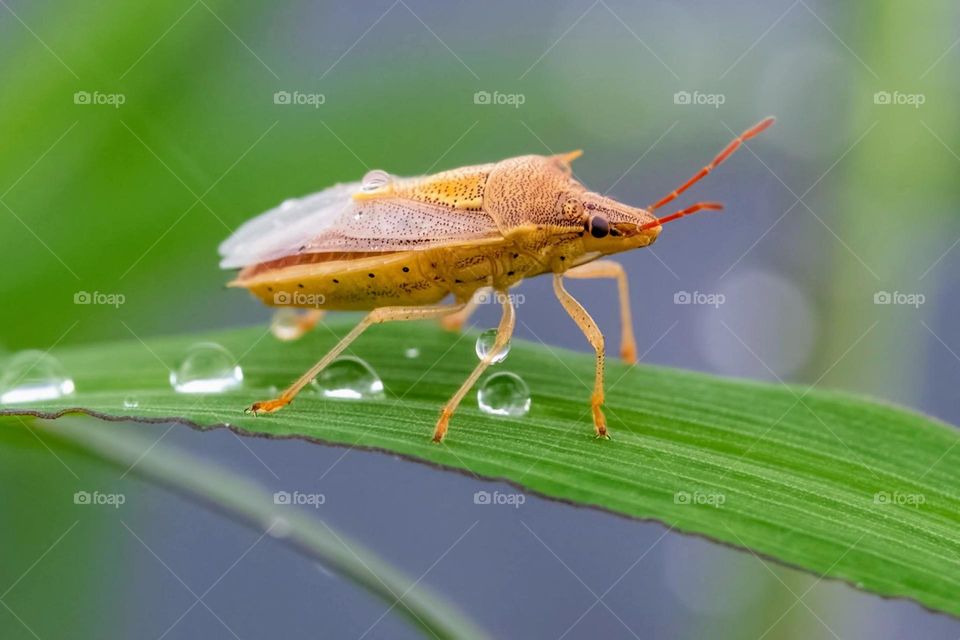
[2,0,959,638]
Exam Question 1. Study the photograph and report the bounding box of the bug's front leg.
[553,273,608,439]
[561,260,636,364]
[433,291,515,442]
[247,302,466,416]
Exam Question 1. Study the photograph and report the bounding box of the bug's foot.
[432,408,453,443]
[592,404,609,439]
[271,309,325,342]
[245,398,290,416]
[439,315,465,332]
[620,341,637,365]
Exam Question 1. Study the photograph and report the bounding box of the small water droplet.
[311,357,384,400]
[169,342,243,394]
[270,309,304,341]
[123,396,139,409]
[280,198,298,211]
[361,169,391,192]
[404,347,420,359]
[0,351,75,404]
[477,372,530,417]
[475,329,510,364]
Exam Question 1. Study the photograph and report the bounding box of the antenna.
[647,117,775,213]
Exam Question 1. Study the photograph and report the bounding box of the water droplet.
[361,169,391,192]
[477,372,530,417]
[311,357,384,400]
[404,347,420,359]
[123,396,139,409]
[0,351,75,404]
[169,343,243,394]
[279,198,298,211]
[475,329,510,364]
[270,309,304,341]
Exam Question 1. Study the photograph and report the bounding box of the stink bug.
[221,117,775,442]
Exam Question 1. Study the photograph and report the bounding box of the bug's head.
[559,192,664,255]
[555,116,774,260]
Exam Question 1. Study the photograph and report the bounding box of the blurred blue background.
[1,0,959,637]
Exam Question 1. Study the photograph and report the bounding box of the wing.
[218,177,501,269]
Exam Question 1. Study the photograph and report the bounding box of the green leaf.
[2,320,959,617]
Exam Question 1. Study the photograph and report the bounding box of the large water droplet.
[270,309,304,341]
[475,329,510,364]
[169,343,243,394]
[477,372,530,417]
[311,357,384,400]
[0,351,75,404]
[361,169,391,192]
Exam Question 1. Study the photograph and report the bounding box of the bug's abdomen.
[233,250,457,311]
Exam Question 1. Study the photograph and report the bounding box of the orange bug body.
[221,117,774,442]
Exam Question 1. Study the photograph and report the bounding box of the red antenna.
[639,201,723,232]
[641,117,775,232]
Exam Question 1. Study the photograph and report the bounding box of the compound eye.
[589,216,609,239]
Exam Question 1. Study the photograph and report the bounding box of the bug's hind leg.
[553,273,609,439]
[247,302,466,415]
[440,286,491,332]
[271,308,326,342]
[433,292,515,442]
[562,260,637,364]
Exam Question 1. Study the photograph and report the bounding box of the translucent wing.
[218,178,501,269]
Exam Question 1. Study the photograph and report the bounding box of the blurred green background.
[2,1,959,638]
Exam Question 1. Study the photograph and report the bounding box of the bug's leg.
[271,308,326,342]
[247,302,466,415]
[561,260,637,364]
[433,292,515,443]
[440,287,491,332]
[553,273,608,439]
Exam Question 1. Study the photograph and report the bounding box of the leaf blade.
[2,320,959,617]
